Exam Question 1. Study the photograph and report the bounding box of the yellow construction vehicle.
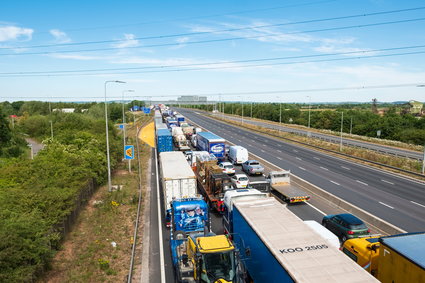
[173,232,236,283]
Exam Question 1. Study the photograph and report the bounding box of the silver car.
[242,160,264,175]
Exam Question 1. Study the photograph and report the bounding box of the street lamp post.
[340,111,344,151]
[241,98,244,125]
[122,90,134,173]
[421,144,425,175]
[279,103,282,135]
[307,96,311,129]
[105,80,126,192]
[250,102,253,118]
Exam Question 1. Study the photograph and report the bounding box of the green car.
[322,213,370,243]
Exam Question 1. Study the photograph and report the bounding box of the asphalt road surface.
[177,108,425,232]
[211,111,423,160]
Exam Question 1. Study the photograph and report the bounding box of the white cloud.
[0,25,33,42]
[113,34,139,48]
[170,37,190,50]
[48,53,101,60]
[313,45,375,56]
[49,29,71,43]
[110,56,248,72]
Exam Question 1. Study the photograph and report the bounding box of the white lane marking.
[379,202,394,209]
[247,143,252,146]
[381,179,394,185]
[154,149,166,282]
[314,157,320,160]
[356,180,369,186]
[293,149,298,152]
[306,202,326,216]
[341,166,351,170]
[298,167,306,170]
[320,166,329,171]
[296,157,302,161]
[261,149,265,152]
[277,150,282,153]
[229,135,234,138]
[237,139,242,142]
[277,157,283,160]
[263,144,267,147]
[411,201,425,208]
[330,180,340,186]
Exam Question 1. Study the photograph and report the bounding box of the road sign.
[124,145,134,160]
[132,105,139,111]
[119,124,124,129]
[143,107,151,114]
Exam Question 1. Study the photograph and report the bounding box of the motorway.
[210,111,423,160]
[177,108,425,232]
[147,109,425,282]
[148,133,338,282]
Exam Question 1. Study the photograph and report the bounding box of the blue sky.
[1,0,425,103]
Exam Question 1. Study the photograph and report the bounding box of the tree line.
[181,102,425,145]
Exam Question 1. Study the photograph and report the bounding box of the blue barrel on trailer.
[196,132,226,161]
[156,128,173,153]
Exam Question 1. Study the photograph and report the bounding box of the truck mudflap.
[289,196,311,203]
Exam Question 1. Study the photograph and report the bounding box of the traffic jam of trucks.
[154,106,424,282]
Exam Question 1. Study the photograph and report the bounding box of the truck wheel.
[173,230,186,240]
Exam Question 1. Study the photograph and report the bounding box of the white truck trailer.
[159,151,198,227]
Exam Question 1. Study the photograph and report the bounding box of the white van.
[228,145,249,165]
[304,220,340,249]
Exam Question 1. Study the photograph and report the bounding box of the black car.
[322,213,370,242]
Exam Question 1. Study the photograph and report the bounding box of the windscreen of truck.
[202,251,235,282]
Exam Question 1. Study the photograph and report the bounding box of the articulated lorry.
[170,197,237,283]
[175,114,185,126]
[172,127,191,151]
[342,232,425,282]
[159,151,198,227]
[195,154,233,212]
[266,170,310,203]
[196,132,226,161]
[180,122,194,138]
[223,193,378,282]
[156,128,173,153]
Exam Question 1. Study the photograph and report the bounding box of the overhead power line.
[3,83,422,100]
[35,0,337,34]
[1,17,425,56]
[6,6,425,50]
[1,48,425,77]
[1,44,425,75]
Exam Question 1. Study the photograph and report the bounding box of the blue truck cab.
[170,198,210,268]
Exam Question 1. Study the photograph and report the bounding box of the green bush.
[0,112,121,282]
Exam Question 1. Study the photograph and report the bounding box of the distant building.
[177,95,207,102]
[52,108,75,113]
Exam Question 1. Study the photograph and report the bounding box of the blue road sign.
[124,145,134,160]
[119,124,124,129]
[143,107,151,114]
[133,105,139,111]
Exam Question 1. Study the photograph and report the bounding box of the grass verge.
[41,115,152,283]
